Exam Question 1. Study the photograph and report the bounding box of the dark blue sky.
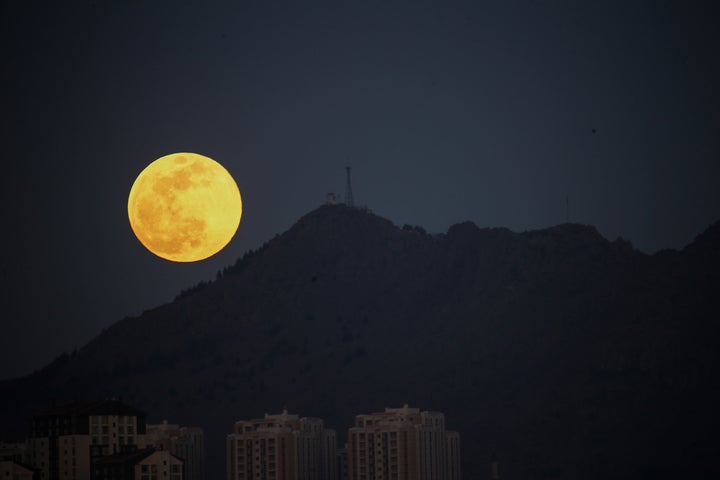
[2,0,719,379]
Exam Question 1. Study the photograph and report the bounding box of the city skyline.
[4,398,463,480]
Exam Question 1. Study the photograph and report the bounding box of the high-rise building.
[226,410,337,480]
[347,405,461,480]
[25,400,147,480]
[146,421,204,480]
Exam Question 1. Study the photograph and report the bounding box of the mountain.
[2,205,719,479]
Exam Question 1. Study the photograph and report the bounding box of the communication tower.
[345,166,355,207]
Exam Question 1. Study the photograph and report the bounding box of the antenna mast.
[345,166,355,207]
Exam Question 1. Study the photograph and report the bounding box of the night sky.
[2,1,719,380]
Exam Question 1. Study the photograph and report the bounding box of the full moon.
[127,152,242,262]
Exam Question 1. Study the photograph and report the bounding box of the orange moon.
[127,152,242,262]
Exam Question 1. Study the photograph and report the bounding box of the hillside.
[2,205,719,479]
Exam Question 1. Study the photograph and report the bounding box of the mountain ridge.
[2,205,719,480]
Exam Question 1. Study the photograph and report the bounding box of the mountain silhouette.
[2,205,719,479]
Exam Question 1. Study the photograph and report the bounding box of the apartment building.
[226,410,336,480]
[347,405,460,480]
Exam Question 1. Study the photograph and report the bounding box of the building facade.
[146,421,204,480]
[347,405,460,480]
[226,410,337,480]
